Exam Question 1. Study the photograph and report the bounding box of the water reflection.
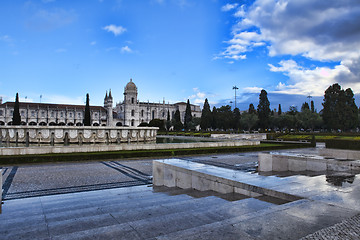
[326,173,355,187]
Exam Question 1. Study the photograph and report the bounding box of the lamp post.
[232,86,239,109]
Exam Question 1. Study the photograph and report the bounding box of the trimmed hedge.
[0,143,309,165]
[325,139,360,150]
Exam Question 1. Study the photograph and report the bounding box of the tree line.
[204,83,359,132]
[149,83,359,132]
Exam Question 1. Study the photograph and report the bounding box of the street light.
[232,86,239,109]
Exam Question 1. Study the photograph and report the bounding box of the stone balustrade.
[0,126,158,145]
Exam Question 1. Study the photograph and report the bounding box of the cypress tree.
[166,109,171,131]
[184,99,192,130]
[83,93,91,126]
[257,90,271,129]
[278,104,282,115]
[12,93,21,125]
[200,98,212,130]
[211,106,218,130]
[310,101,315,113]
[173,109,183,131]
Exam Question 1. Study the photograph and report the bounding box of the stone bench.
[258,152,360,172]
[153,159,301,202]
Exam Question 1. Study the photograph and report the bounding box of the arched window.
[141,110,144,117]
[131,97,134,104]
[152,110,155,120]
[131,119,135,126]
[131,110,135,117]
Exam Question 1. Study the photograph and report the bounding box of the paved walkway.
[301,214,360,240]
[1,146,359,239]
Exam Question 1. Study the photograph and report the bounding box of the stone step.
[156,199,312,240]
[46,195,225,237]
[0,187,194,231]
[51,195,274,239]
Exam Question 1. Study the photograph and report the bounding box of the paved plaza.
[1,145,359,239]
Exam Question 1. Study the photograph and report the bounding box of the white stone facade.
[0,79,202,127]
[113,79,202,127]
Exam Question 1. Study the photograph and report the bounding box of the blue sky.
[1,0,360,112]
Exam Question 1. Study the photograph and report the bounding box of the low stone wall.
[0,140,259,156]
[319,148,360,160]
[0,126,158,145]
[258,153,360,172]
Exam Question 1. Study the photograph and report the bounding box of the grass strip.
[0,143,310,165]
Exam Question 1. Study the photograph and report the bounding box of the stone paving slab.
[300,213,360,240]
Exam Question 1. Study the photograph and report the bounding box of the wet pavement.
[0,144,359,239]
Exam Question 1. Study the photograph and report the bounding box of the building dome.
[125,78,137,92]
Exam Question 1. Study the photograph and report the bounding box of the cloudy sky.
[1,0,359,111]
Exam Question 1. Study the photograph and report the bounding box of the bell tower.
[104,89,113,126]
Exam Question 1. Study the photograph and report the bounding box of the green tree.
[278,104,282,115]
[188,117,201,131]
[344,88,358,130]
[172,109,183,131]
[297,109,323,130]
[310,100,315,113]
[217,105,233,130]
[233,108,241,130]
[149,119,166,131]
[257,89,271,129]
[301,102,310,112]
[166,109,171,131]
[211,106,218,130]
[12,93,21,125]
[322,83,358,130]
[83,93,91,126]
[184,99,192,130]
[240,112,258,131]
[200,98,212,130]
[248,103,256,114]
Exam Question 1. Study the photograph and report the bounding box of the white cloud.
[243,86,263,93]
[90,41,96,45]
[103,24,127,36]
[188,88,207,105]
[221,0,360,94]
[121,45,132,53]
[268,60,360,96]
[221,3,238,12]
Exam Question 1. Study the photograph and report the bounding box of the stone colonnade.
[0,126,158,145]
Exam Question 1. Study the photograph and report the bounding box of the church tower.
[123,79,139,126]
[104,90,113,126]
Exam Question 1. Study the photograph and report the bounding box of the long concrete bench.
[258,152,360,172]
[153,159,302,202]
